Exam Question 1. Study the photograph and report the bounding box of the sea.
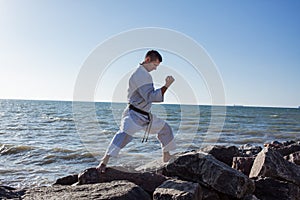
[0,99,299,188]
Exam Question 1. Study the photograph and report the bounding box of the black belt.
[129,104,150,119]
[129,104,152,143]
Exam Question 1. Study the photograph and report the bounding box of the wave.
[39,152,96,165]
[0,144,35,155]
[52,148,75,153]
[41,115,74,123]
[64,152,95,159]
[6,126,28,131]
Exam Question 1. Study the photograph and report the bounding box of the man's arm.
[137,84,164,103]
[161,76,175,96]
[161,86,168,96]
[136,76,175,103]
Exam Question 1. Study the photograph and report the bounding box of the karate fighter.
[97,50,176,173]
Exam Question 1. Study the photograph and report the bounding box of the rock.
[285,151,300,165]
[0,185,25,199]
[163,151,255,198]
[201,186,231,200]
[263,140,284,148]
[271,140,283,147]
[253,177,300,200]
[201,145,239,166]
[22,180,151,200]
[54,174,78,185]
[78,167,167,193]
[153,179,202,200]
[283,140,297,146]
[273,143,300,156]
[242,194,260,200]
[239,144,262,157]
[201,187,222,200]
[232,157,255,176]
[135,159,167,174]
[78,168,101,184]
[249,147,300,186]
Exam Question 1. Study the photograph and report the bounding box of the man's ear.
[145,57,150,63]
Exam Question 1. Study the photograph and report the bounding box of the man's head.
[141,50,162,72]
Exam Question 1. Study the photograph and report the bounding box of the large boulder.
[22,180,151,200]
[78,168,101,184]
[283,140,298,146]
[239,144,262,157]
[272,142,300,156]
[0,185,25,199]
[201,145,239,166]
[232,157,255,176]
[285,151,300,165]
[135,159,167,174]
[249,147,300,186]
[242,194,260,200]
[153,179,202,200]
[201,186,231,200]
[264,140,284,148]
[77,167,167,193]
[163,151,255,198]
[253,177,300,200]
[54,174,78,185]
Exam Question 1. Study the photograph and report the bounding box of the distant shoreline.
[0,98,299,109]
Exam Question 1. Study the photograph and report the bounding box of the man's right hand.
[165,76,175,88]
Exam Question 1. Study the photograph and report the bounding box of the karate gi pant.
[105,107,176,157]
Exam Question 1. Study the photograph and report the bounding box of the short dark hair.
[145,50,162,62]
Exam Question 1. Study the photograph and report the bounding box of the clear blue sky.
[0,0,299,107]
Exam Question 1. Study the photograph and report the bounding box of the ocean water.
[0,99,299,188]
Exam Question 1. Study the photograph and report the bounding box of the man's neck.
[141,64,150,72]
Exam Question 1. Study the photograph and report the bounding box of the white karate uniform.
[105,65,176,157]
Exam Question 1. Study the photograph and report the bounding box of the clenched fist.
[165,76,175,88]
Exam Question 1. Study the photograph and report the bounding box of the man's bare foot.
[96,163,106,173]
[163,151,172,162]
[96,155,110,173]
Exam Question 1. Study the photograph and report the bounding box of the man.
[97,50,176,173]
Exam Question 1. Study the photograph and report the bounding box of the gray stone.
[22,180,151,200]
[285,151,300,165]
[78,167,167,193]
[232,156,255,176]
[54,174,78,185]
[135,159,167,174]
[78,167,101,184]
[242,194,260,200]
[253,177,300,200]
[201,145,239,166]
[283,140,297,146]
[239,144,262,157]
[249,147,300,186]
[271,140,283,147]
[0,185,25,199]
[153,179,202,200]
[273,143,300,156]
[201,186,230,200]
[163,151,255,198]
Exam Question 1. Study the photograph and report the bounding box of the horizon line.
[0,97,299,109]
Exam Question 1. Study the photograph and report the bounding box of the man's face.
[150,60,160,71]
[144,58,160,72]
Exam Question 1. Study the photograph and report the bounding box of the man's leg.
[97,131,133,172]
[157,123,176,162]
[150,115,176,162]
[97,109,149,172]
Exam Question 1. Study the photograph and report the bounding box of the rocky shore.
[1,140,300,200]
